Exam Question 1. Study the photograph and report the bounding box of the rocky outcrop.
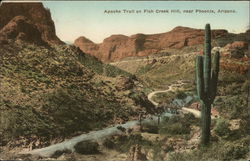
[0,16,46,45]
[0,2,63,45]
[220,62,250,74]
[225,41,248,50]
[75,26,228,62]
[212,43,249,74]
[224,41,249,58]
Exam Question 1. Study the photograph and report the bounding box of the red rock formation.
[0,2,63,45]
[0,16,46,45]
[221,61,249,74]
[225,41,248,50]
[75,26,228,62]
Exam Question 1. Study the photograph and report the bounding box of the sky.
[42,1,249,43]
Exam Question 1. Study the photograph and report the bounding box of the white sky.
[43,1,249,43]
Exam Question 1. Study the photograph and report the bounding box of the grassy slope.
[0,43,153,147]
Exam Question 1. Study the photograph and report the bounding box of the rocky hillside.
[0,2,63,45]
[0,2,154,151]
[74,26,227,62]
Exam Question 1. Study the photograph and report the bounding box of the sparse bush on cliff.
[214,118,231,137]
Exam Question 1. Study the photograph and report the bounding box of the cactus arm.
[210,51,220,102]
[196,56,205,101]
[203,24,212,98]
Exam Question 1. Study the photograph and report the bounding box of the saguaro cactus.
[196,24,220,145]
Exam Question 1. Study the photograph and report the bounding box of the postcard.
[0,0,249,160]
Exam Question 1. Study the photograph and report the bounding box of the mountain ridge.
[74,26,228,62]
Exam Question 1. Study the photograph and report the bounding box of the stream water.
[21,81,189,157]
[23,113,172,157]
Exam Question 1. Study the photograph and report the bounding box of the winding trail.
[147,87,172,106]
[20,81,201,158]
[147,82,183,106]
[109,53,192,66]
[147,81,202,118]
[182,107,201,118]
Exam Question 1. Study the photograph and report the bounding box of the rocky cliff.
[0,2,63,45]
[74,26,228,62]
[0,16,46,45]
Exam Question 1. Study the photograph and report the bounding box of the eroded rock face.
[0,2,63,45]
[213,40,249,59]
[224,41,248,58]
[74,26,228,62]
[220,62,250,74]
[212,42,250,74]
[0,16,46,45]
[225,41,248,50]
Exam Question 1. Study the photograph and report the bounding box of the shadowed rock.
[0,16,47,45]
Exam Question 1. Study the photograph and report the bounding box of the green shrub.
[74,140,99,154]
[224,143,249,160]
[103,134,152,152]
[129,91,154,112]
[160,123,185,135]
[141,122,159,134]
[103,138,116,149]
[175,90,187,99]
[159,115,192,136]
[169,140,250,161]
[214,94,247,119]
[51,149,72,158]
[142,114,194,135]
[214,119,231,137]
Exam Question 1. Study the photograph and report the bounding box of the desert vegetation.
[0,2,249,161]
[0,43,152,150]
